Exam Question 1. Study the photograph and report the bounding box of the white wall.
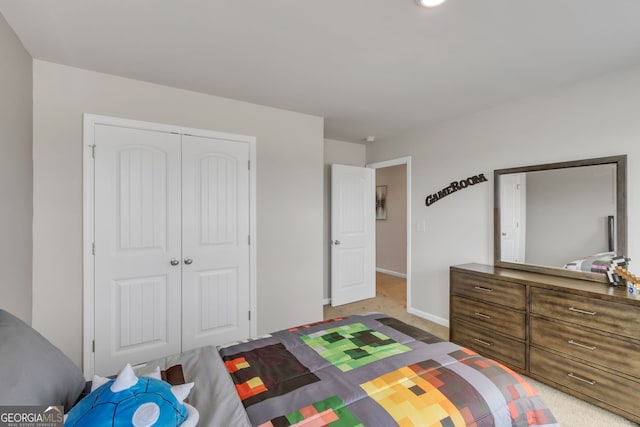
[0,14,32,324]
[376,165,407,275]
[367,63,640,325]
[323,139,366,301]
[33,60,324,367]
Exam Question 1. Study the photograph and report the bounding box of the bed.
[145,313,557,426]
[1,310,558,426]
[563,251,614,273]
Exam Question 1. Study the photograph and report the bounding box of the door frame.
[82,114,257,378]
[366,157,412,313]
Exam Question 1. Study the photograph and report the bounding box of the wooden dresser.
[450,263,640,423]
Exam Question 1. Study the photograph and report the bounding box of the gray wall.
[376,164,407,275]
[0,13,32,324]
[32,60,324,367]
[366,63,640,326]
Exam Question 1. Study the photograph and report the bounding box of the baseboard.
[407,307,450,328]
[376,268,407,278]
[325,297,449,329]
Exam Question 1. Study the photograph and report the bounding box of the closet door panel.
[181,135,251,350]
[94,124,182,376]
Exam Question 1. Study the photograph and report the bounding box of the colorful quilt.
[563,251,615,273]
[219,313,558,427]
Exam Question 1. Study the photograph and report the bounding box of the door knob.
[170,258,180,266]
[333,240,341,245]
[184,258,193,265]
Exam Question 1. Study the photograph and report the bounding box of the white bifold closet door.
[93,124,250,376]
[180,135,250,352]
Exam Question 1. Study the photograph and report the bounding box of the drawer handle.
[567,372,597,386]
[568,307,597,316]
[568,340,597,351]
[474,338,493,346]
[474,286,494,293]
[474,312,493,319]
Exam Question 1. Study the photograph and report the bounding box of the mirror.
[494,155,627,282]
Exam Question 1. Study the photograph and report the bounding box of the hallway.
[323,272,449,341]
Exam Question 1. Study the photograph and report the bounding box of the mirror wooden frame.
[494,155,627,282]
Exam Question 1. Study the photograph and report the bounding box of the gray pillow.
[0,309,85,410]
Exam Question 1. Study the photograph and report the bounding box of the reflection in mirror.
[494,156,626,282]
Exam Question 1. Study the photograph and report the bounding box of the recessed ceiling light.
[416,0,448,7]
[364,136,376,143]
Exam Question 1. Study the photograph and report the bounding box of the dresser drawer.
[451,272,526,310]
[451,319,525,369]
[530,288,640,340]
[451,296,525,339]
[530,347,640,416]
[531,317,640,377]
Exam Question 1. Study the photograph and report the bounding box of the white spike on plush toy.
[182,403,200,427]
[90,374,110,392]
[171,382,195,403]
[148,366,162,380]
[111,363,138,392]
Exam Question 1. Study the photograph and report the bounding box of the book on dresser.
[450,263,640,424]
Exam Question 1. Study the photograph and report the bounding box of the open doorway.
[324,156,412,315]
[369,157,411,312]
[324,156,447,338]
[373,163,407,310]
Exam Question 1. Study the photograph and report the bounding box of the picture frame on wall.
[376,185,387,220]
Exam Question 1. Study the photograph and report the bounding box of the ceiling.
[2,0,640,143]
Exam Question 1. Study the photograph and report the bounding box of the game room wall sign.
[425,173,488,206]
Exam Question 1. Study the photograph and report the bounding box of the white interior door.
[331,164,375,306]
[500,173,526,263]
[94,124,182,375]
[181,135,251,351]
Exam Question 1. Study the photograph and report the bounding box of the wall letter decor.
[425,173,488,206]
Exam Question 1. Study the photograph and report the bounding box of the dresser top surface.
[451,263,640,304]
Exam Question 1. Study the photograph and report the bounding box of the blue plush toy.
[65,364,199,427]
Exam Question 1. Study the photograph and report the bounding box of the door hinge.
[92,340,95,353]
[248,235,250,245]
[92,242,95,255]
[248,160,251,171]
[248,310,251,321]
[90,145,96,158]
